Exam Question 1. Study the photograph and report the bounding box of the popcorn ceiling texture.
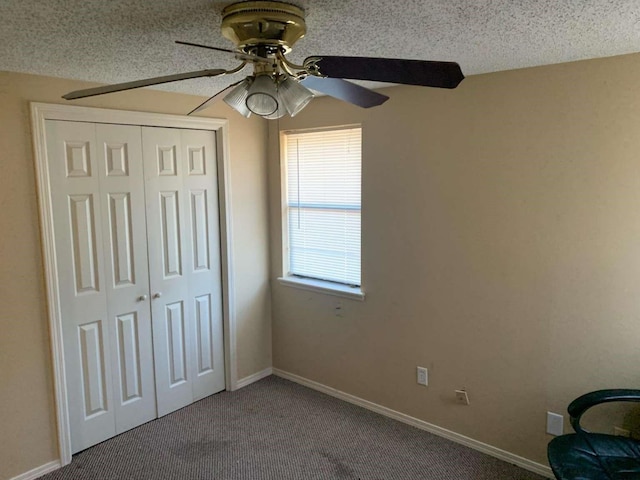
[1,0,640,97]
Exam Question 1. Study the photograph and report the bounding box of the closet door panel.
[142,127,194,416]
[46,120,116,453]
[181,129,225,400]
[96,124,157,433]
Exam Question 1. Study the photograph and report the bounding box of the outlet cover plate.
[547,412,564,436]
[417,367,428,386]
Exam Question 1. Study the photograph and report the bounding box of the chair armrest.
[568,389,640,434]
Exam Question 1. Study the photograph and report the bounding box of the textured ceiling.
[1,0,640,98]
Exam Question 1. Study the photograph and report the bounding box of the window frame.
[278,125,365,301]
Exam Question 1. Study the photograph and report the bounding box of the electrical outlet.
[547,412,564,436]
[455,389,469,405]
[614,426,631,437]
[417,367,428,386]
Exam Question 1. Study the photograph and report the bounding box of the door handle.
[137,295,148,302]
[153,292,162,299]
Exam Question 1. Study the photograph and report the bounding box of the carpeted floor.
[40,376,547,479]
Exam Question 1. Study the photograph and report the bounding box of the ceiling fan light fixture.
[246,74,279,116]
[278,76,314,117]
[223,78,252,117]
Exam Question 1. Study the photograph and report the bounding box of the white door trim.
[30,102,238,466]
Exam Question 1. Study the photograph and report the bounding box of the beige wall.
[269,53,640,465]
[0,71,271,480]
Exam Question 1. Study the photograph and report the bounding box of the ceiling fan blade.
[62,69,227,100]
[301,76,389,108]
[175,40,270,64]
[188,80,243,115]
[175,40,236,54]
[308,56,464,89]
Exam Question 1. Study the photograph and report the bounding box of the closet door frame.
[31,102,238,467]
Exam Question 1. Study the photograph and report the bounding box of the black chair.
[548,389,640,479]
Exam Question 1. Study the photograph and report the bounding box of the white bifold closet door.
[142,127,225,416]
[45,120,224,454]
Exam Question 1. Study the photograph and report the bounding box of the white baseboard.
[10,370,551,480]
[273,368,553,479]
[10,460,60,480]
[235,367,273,389]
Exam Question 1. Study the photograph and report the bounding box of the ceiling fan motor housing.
[221,1,306,54]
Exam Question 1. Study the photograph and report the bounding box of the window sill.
[277,276,365,301]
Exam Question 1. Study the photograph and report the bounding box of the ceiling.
[1,0,640,98]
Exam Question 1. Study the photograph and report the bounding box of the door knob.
[137,295,148,302]
[153,292,162,299]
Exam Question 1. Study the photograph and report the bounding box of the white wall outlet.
[614,426,631,437]
[417,366,428,386]
[455,389,469,405]
[547,412,564,436]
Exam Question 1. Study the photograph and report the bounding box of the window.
[281,127,362,297]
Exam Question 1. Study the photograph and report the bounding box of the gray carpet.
[40,376,547,479]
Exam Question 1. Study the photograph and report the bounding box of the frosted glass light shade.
[264,98,287,119]
[279,77,314,116]
[223,78,252,118]
[246,75,279,116]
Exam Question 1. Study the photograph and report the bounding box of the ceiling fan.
[63,1,465,119]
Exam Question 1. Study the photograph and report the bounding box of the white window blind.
[284,127,361,286]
